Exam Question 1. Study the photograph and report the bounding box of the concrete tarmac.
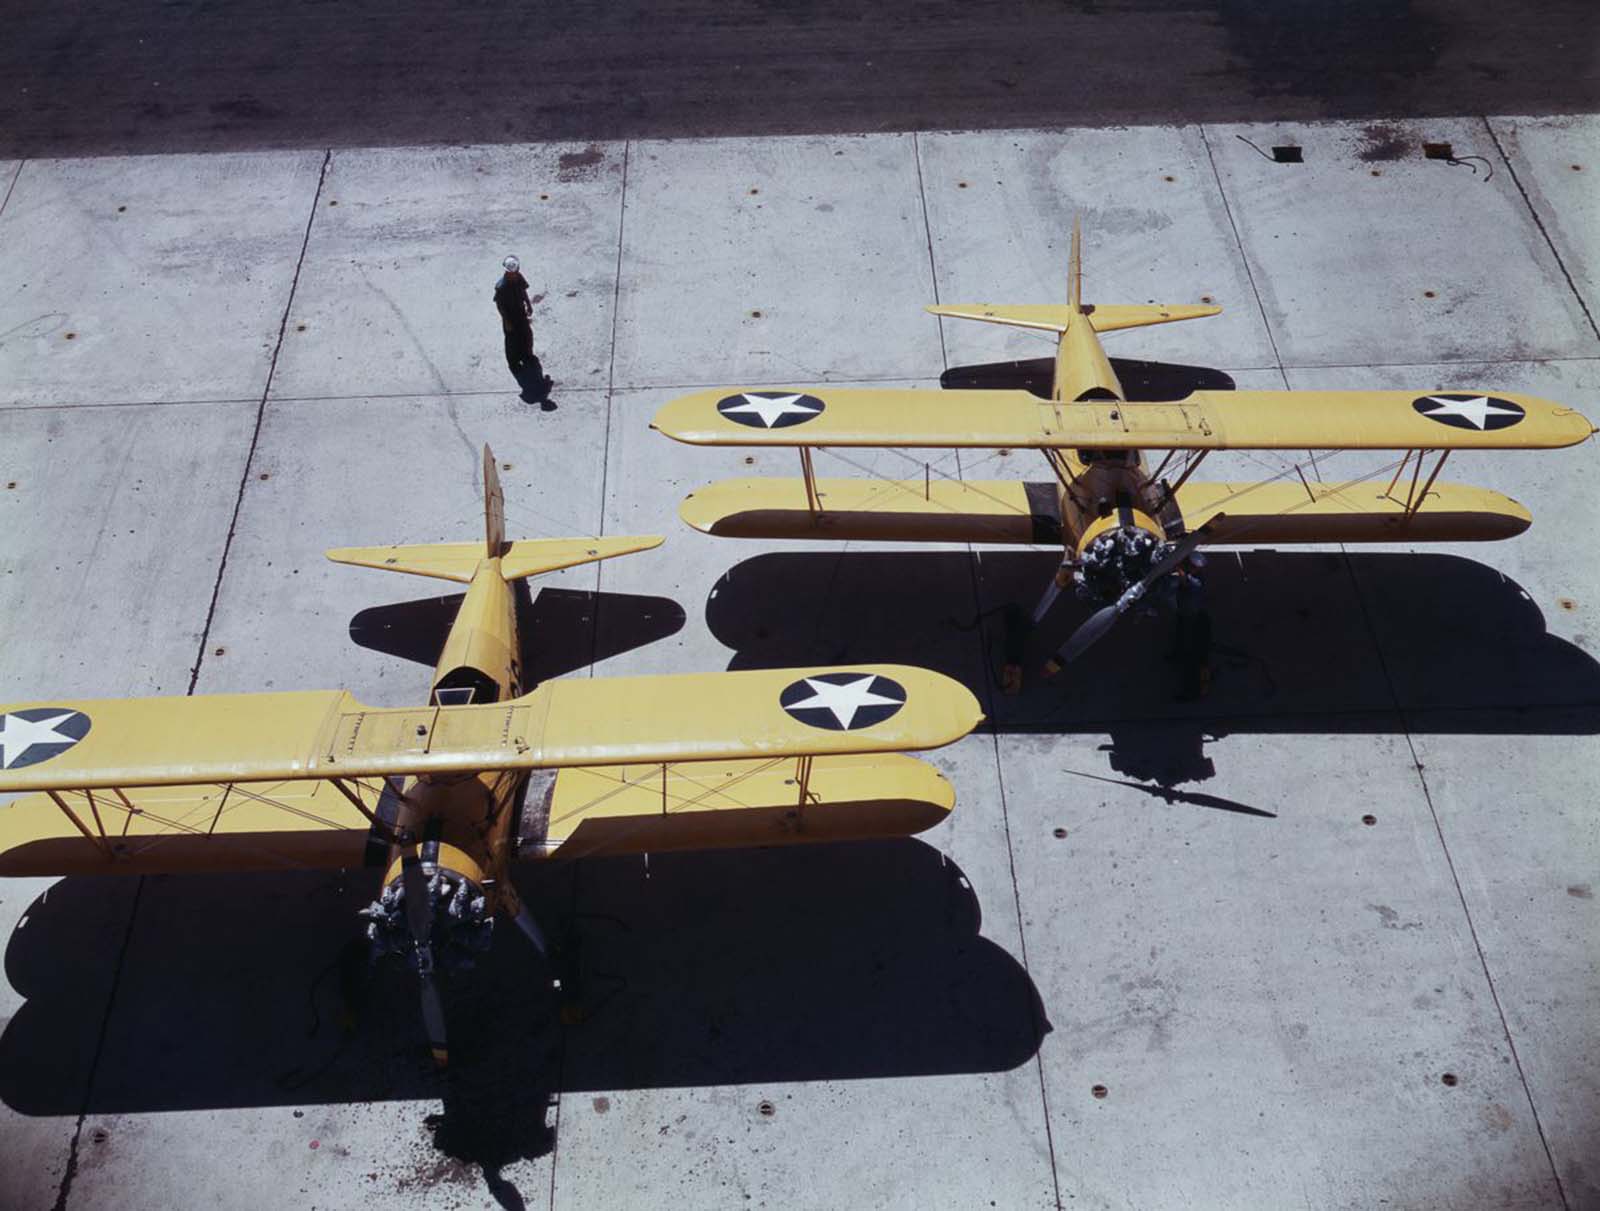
[0,114,1597,1209]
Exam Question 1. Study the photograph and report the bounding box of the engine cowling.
[1072,509,1170,603]
[362,844,495,972]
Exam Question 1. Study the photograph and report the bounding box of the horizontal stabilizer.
[539,752,952,859]
[1175,479,1532,544]
[326,535,663,583]
[927,302,1221,334]
[680,476,1060,545]
[654,386,1594,451]
[500,536,664,580]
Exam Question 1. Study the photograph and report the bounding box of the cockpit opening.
[432,667,501,707]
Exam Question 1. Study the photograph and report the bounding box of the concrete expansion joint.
[1484,119,1600,346]
[185,147,331,698]
[0,159,25,218]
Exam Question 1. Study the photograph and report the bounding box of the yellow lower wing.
[676,475,1533,546]
[536,752,952,859]
[0,778,381,876]
[1175,480,1531,543]
[680,476,1059,544]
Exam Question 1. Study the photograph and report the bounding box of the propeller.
[1030,558,1072,624]
[401,851,450,1068]
[1046,517,1221,673]
[511,900,550,959]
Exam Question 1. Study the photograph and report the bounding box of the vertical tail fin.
[927,215,1221,336]
[483,445,507,558]
[327,446,663,583]
[1068,215,1083,312]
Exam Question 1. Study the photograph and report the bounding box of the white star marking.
[785,675,902,729]
[720,392,822,428]
[0,711,81,770]
[1418,395,1522,430]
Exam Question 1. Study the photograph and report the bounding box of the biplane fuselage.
[1047,303,1162,566]
[391,549,526,921]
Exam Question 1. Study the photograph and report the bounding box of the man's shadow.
[514,364,555,411]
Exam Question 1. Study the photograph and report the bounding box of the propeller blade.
[401,851,449,1067]
[1138,523,1213,591]
[512,902,549,958]
[1049,516,1224,668]
[401,853,433,946]
[1053,602,1121,666]
[418,971,449,1067]
[1030,574,1065,624]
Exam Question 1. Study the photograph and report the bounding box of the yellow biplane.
[653,222,1595,679]
[0,448,982,1064]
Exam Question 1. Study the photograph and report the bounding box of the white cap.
[502,255,520,273]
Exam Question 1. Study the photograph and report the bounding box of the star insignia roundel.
[780,673,907,731]
[0,708,92,771]
[1412,393,1525,431]
[717,391,826,430]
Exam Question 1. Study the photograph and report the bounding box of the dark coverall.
[494,271,543,384]
[1172,564,1213,699]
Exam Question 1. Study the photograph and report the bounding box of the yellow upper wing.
[653,387,1594,450]
[0,666,981,793]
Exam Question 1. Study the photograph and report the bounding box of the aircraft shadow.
[348,584,686,683]
[941,356,1237,400]
[0,842,1043,1116]
[704,549,1600,784]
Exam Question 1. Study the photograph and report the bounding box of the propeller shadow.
[0,842,1043,1115]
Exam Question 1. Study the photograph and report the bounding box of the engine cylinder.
[363,845,496,971]
[1073,510,1170,603]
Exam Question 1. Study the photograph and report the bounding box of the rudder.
[484,444,507,557]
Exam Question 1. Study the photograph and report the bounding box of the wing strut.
[46,790,112,857]
[328,776,409,843]
[1410,451,1451,513]
[1159,450,1210,509]
[1383,449,1451,513]
[799,448,823,514]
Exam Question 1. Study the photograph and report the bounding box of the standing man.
[494,255,552,404]
[1171,552,1213,700]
